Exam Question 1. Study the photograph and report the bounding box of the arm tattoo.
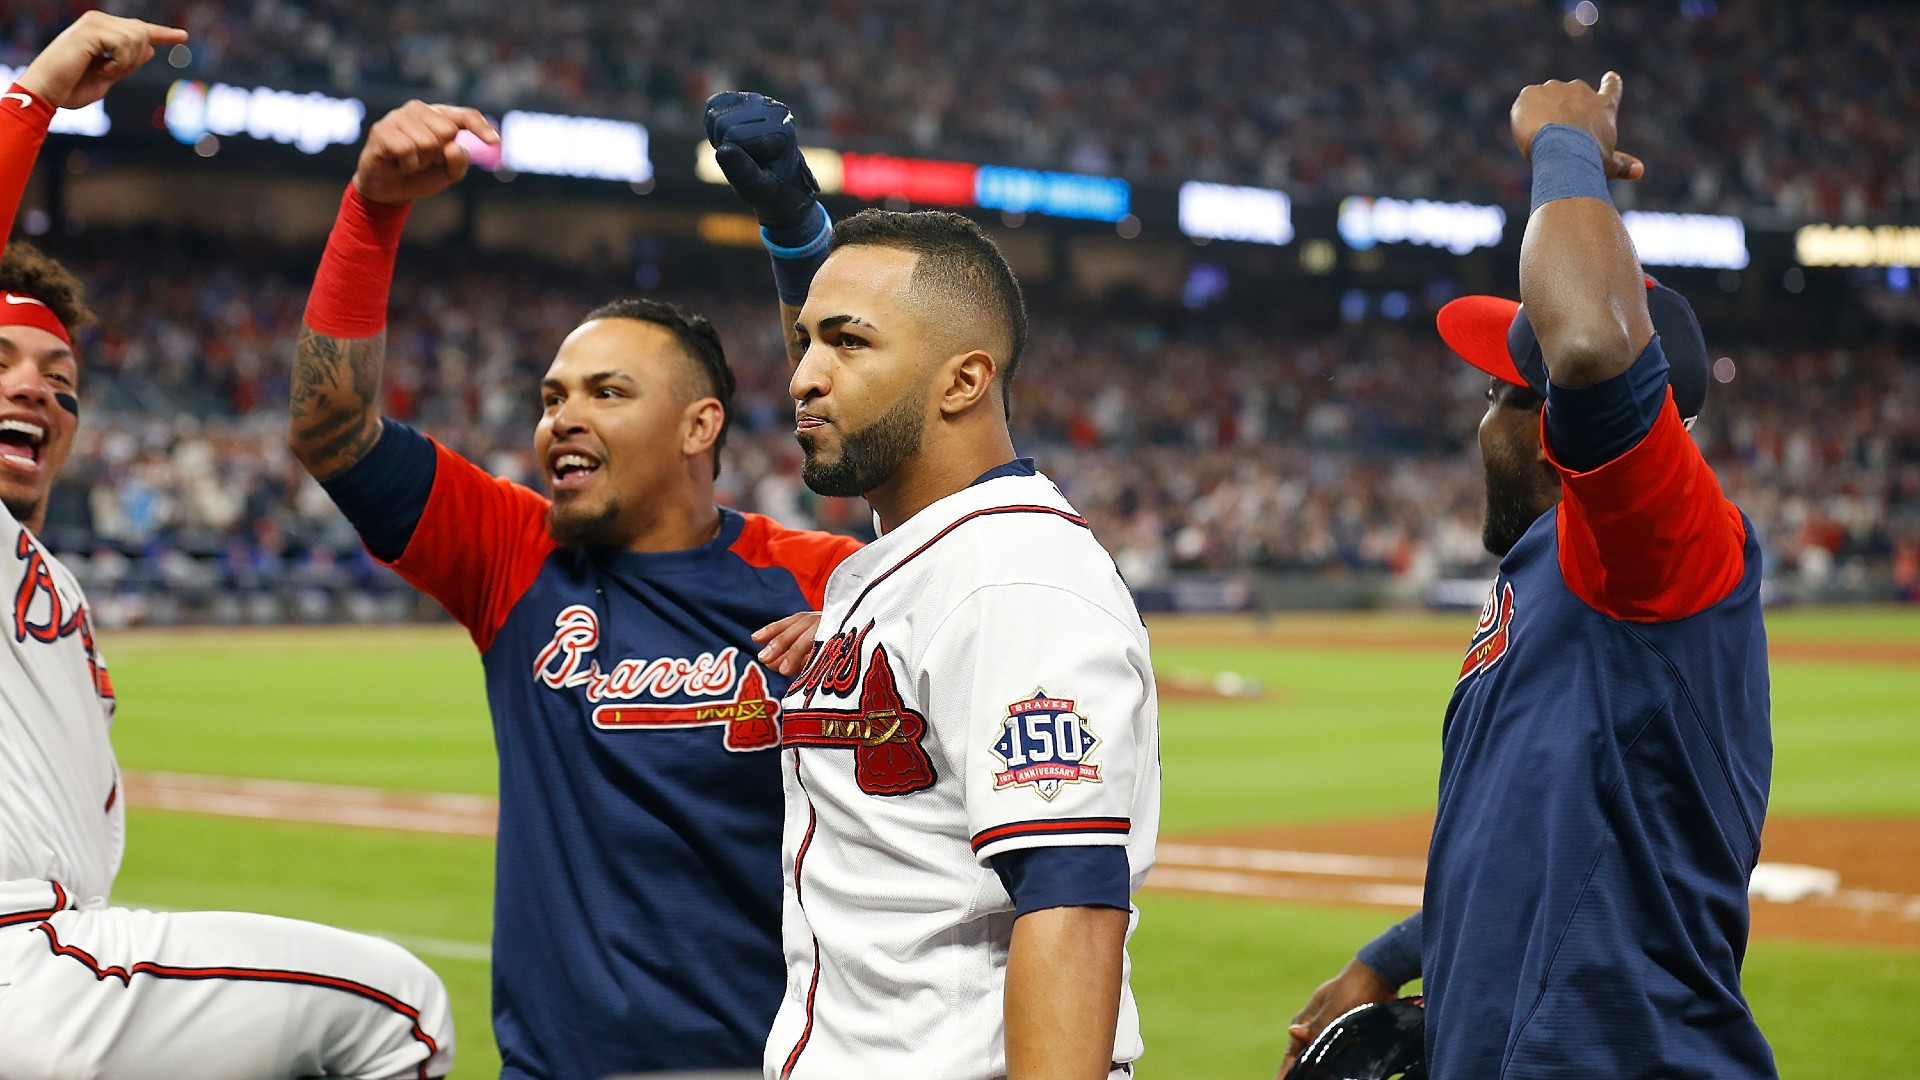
[291,325,386,480]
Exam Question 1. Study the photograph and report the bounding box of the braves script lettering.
[531,605,780,751]
[13,531,113,701]
[534,604,740,702]
[790,619,871,706]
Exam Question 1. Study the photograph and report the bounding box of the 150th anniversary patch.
[991,690,1101,800]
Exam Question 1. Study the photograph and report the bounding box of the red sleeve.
[728,512,863,609]
[1548,387,1748,622]
[0,85,56,259]
[387,440,555,651]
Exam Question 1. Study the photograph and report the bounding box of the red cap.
[1437,277,1711,425]
[1436,294,1524,387]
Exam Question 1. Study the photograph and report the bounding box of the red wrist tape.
[303,184,410,338]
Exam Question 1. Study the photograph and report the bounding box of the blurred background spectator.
[6,0,1918,218]
[28,229,1917,624]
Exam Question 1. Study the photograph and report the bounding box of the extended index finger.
[139,20,191,46]
[428,103,499,144]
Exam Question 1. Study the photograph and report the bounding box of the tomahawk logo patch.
[991,690,1101,801]
[1458,581,1516,684]
[782,641,938,796]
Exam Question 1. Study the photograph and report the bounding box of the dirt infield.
[1157,814,1920,950]
[124,771,1920,950]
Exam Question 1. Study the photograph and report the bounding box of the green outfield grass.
[102,610,1920,1078]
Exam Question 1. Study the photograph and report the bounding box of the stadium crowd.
[29,230,1918,624]
[5,0,1918,217]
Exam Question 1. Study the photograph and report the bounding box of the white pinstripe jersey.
[0,510,122,907]
[765,470,1160,1080]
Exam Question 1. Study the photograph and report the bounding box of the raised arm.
[4,13,186,249]
[1511,72,1652,389]
[1510,73,1747,620]
[704,92,832,368]
[288,101,497,479]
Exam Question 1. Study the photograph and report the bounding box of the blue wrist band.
[765,207,832,306]
[1529,124,1613,215]
[762,209,832,260]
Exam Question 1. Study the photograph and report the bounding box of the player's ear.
[681,397,725,459]
[937,349,999,417]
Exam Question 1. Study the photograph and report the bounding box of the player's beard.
[799,392,924,498]
[1480,446,1558,558]
[548,496,626,549]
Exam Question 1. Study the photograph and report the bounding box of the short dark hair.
[0,241,93,337]
[829,209,1028,419]
[581,298,734,477]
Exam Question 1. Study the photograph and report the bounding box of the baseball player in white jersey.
[0,15,452,1079]
[760,207,1159,1080]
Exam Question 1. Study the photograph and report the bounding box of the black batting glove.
[704,91,822,237]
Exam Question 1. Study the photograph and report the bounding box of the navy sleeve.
[318,418,437,562]
[1354,910,1422,988]
[1543,336,1672,473]
[989,845,1130,917]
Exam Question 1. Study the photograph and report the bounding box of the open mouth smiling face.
[0,415,49,475]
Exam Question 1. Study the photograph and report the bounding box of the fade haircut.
[829,209,1028,419]
[580,298,735,478]
[0,241,94,338]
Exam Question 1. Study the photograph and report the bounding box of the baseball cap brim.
[1436,295,1527,388]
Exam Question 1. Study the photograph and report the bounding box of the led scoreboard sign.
[1178,182,1294,246]
[696,143,1130,222]
[1621,211,1749,270]
[164,80,364,153]
[1338,196,1506,254]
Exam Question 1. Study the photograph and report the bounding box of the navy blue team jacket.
[338,427,859,1080]
[1426,386,1775,1079]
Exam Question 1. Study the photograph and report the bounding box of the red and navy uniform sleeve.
[319,419,436,563]
[0,84,56,256]
[1543,339,1746,623]
[726,512,862,609]
[383,437,555,652]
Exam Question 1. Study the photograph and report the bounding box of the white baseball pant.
[0,880,454,1079]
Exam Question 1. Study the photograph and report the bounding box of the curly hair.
[0,241,93,333]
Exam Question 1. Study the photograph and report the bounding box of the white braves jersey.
[766,470,1160,1080]
[0,509,122,907]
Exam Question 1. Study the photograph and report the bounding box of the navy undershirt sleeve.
[1544,335,1672,473]
[1354,910,1422,988]
[317,418,437,563]
[989,845,1130,917]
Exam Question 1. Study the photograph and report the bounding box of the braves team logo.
[782,640,937,796]
[990,690,1101,800]
[533,605,780,751]
[1458,581,1516,684]
[13,532,113,703]
[788,619,870,706]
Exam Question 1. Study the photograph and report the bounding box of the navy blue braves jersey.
[345,431,859,1080]
[1424,390,1776,1079]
